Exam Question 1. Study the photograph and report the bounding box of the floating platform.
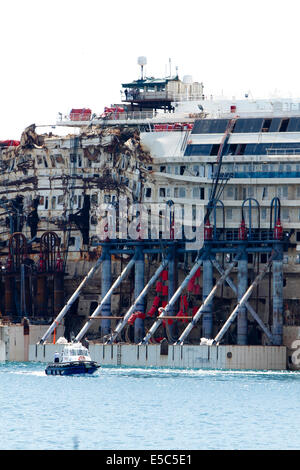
[30,342,287,371]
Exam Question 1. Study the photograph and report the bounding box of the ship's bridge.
[121,76,204,111]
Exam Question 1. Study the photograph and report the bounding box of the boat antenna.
[138,56,147,80]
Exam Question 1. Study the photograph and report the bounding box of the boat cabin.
[61,342,90,363]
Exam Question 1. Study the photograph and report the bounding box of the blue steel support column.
[202,250,214,338]
[101,243,112,337]
[237,246,248,345]
[272,244,284,346]
[134,244,145,343]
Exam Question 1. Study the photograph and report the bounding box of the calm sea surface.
[0,362,300,450]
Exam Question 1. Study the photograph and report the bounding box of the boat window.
[193,165,199,176]
[70,153,77,164]
[279,119,289,132]
[57,195,64,205]
[192,187,205,200]
[179,187,186,198]
[55,154,64,164]
[261,119,272,132]
[145,187,152,198]
[210,144,220,156]
[228,144,237,155]
[69,237,75,246]
[91,194,98,205]
[237,144,246,155]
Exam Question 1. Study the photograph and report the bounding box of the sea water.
[0,362,299,450]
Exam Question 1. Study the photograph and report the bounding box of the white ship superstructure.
[1,59,300,365]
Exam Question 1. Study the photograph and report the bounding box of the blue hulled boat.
[45,342,100,376]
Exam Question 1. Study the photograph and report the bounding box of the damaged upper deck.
[0,122,153,251]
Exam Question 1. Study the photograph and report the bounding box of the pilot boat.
[45,342,100,375]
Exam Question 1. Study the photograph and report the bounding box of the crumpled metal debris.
[19,124,45,149]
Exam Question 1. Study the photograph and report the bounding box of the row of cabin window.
[225,206,294,221]
[145,187,205,199]
[226,186,289,200]
[36,153,83,168]
[185,143,300,157]
[146,185,291,201]
[39,194,83,209]
[159,164,205,177]
[39,193,116,209]
[219,162,300,173]
[158,162,300,177]
[192,117,300,135]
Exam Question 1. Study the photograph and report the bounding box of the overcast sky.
[1,0,300,139]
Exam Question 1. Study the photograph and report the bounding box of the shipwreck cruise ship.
[1,58,300,369]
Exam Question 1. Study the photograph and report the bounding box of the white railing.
[121,91,205,102]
